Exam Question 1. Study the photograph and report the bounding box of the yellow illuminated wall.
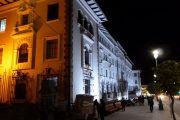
[0,0,70,104]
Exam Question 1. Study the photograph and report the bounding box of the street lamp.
[152,49,160,83]
[152,49,159,67]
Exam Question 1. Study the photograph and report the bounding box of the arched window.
[85,48,89,66]
[89,23,94,35]
[77,10,83,25]
[18,43,28,63]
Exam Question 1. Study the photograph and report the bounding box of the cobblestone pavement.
[105,99,180,120]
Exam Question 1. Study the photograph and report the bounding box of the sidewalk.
[0,99,179,120]
[105,99,180,120]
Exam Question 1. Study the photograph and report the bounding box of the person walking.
[93,99,99,120]
[149,97,154,112]
[121,98,126,112]
[99,99,105,120]
[158,98,164,110]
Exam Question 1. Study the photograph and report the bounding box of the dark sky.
[96,0,180,84]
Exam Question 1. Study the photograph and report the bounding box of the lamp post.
[152,49,159,102]
[153,49,165,109]
[152,49,160,83]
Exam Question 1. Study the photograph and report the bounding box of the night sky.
[96,0,180,84]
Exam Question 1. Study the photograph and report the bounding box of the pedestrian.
[121,97,126,111]
[93,99,99,120]
[149,97,154,112]
[141,95,144,105]
[158,98,163,110]
[99,99,105,120]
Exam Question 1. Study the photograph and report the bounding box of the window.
[85,48,89,65]
[78,10,83,24]
[107,83,110,93]
[0,18,6,32]
[101,81,105,93]
[46,39,58,59]
[84,18,88,29]
[47,3,59,21]
[46,76,58,87]
[135,80,137,84]
[0,48,3,64]
[85,79,90,95]
[112,59,114,65]
[18,44,28,63]
[89,23,93,35]
[111,83,113,91]
[134,73,137,77]
[22,14,29,25]
[121,72,124,80]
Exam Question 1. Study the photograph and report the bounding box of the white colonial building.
[71,0,106,102]
[98,25,119,100]
[71,0,141,102]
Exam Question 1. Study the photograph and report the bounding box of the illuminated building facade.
[129,70,142,96]
[0,0,141,109]
[71,0,108,102]
[98,24,141,100]
[0,0,70,106]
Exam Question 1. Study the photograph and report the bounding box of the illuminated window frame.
[0,18,6,32]
[18,43,28,63]
[44,36,60,61]
[84,79,90,95]
[84,47,90,66]
[82,35,94,69]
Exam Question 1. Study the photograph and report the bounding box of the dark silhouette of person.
[121,98,126,111]
[141,95,145,105]
[149,97,154,112]
[99,99,105,120]
[93,99,99,120]
[158,98,164,110]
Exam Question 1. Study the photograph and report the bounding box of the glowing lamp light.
[153,74,157,78]
[153,50,159,59]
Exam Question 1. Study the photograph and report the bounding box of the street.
[0,96,179,120]
[105,96,180,120]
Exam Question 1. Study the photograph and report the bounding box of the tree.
[154,60,180,120]
[147,82,161,101]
